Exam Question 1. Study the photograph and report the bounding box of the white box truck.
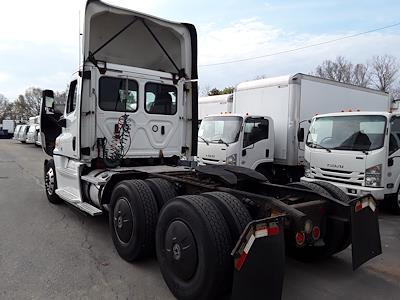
[197,74,390,182]
[302,110,400,213]
[198,94,233,121]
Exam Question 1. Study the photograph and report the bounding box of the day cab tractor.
[39,1,382,299]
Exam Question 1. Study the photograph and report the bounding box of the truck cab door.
[40,90,63,156]
[55,79,80,159]
[239,117,274,169]
[388,116,400,192]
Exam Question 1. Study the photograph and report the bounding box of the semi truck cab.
[197,113,274,171]
[302,111,400,212]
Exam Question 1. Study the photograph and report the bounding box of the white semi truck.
[198,94,233,121]
[39,1,382,299]
[302,111,400,213]
[197,74,391,183]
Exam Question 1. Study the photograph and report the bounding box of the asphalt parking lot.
[0,139,399,300]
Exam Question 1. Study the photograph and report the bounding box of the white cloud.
[0,72,10,82]
[197,19,400,89]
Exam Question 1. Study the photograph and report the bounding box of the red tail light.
[295,232,305,246]
[312,226,321,240]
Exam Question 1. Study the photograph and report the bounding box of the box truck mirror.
[242,149,247,157]
[297,127,305,142]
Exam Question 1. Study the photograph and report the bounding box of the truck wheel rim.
[397,192,400,208]
[164,220,198,280]
[45,168,55,195]
[113,197,134,245]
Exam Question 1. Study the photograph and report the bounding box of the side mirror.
[297,127,305,142]
[388,157,394,167]
[42,90,55,114]
[242,149,247,157]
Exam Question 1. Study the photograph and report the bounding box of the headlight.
[226,154,237,165]
[365,164,382,187]
[304,160,312,178]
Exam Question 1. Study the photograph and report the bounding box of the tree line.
[0,88,66,123]
[1,54,399,123]
[202,54,400,99]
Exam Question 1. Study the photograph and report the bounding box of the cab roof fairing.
[82,0,197,80]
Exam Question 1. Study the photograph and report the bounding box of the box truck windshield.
[307,115,386,152]
[199,116,242,144]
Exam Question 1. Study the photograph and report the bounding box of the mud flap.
[350,195,382,270]
[231,216,285,300]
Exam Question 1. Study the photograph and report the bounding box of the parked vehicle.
[198,74,391,183]
[0,129,9,139]
[17,125,29,143]
[39,2,382,299]
[198,94,233,122]
[35,124,41,146]
[2,120,15,138]
[13,125,22,139]
[26,124,38,144]
[302,111,400,213]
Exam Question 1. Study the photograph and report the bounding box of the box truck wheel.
[44,159,62,204]
[109,180,158,261]
[156,195,232,300]
[287,182,349,259]
[145,178,178,210]
[202,192,252,242]
[390,188,400,214]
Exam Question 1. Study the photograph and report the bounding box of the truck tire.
[156,195,232,300]
[390,188,400,214]
[109,180,158,261]
[145,178,178,210]
[287,182,331,197]
[313,181,351,203]
[44,159,62,204]
[286,182,348,259]
[202,192,252,243]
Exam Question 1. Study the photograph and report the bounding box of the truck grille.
[201,157,225,165]
[311,167,364,186]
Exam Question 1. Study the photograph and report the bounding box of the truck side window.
[243,118,269,148]
[145,83,177,115]
[99,77,138,112]
[389,116,400,155]
[66,80,78,114]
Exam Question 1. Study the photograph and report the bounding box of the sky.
[0,0,399,99]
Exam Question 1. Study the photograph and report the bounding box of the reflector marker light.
[234,222,280,271]
[354,196,376,213]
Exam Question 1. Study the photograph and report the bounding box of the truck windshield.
[307,115,386,151]
[198,116,242,144]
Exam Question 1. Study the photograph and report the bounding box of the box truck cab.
[198,94,233,122]
[197,113,274,169]
[302,111,400,212]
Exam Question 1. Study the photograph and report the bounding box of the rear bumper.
[301,177,386,200]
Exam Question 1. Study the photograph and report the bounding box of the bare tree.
[370,55,399,92]
[0,94,8,122]
[352,63,371,87]
[314,56,353,83]
[24,87,42,116]
[199,84,212,97]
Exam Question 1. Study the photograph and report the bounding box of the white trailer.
[302,111,400,213]
[2,120,15,138]
[198,94,233,121]
[197,74,390,182]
